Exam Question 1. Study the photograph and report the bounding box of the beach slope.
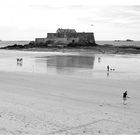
[0,71,140,134]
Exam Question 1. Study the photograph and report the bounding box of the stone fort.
[35,28,96,45]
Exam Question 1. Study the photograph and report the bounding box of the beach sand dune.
[0,70,140,134]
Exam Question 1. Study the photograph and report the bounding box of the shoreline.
[0,39,140,54]
[1,44,140,54]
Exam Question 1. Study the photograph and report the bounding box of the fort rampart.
[35,28,96,45]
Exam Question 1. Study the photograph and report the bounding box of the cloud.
[29,4,140,28]
[76,5,140,27]
[1,3,140,40]
[29,4,87,11]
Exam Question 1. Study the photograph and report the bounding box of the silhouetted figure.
[17,58,23,67]
[123,91,128,105]
[98,57,101,63]
[107,65,109,71]
[20,58,23,62]
[107,71,109,77]
[17,58,23,62]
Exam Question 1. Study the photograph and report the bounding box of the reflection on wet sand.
[17,62,23,67]
[107,71,109,77]
[1,52,140,80]
[35,55,95,74]
[46,55,95,73]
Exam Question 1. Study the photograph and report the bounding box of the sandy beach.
[0,50,140,134]
[1,1,140,136]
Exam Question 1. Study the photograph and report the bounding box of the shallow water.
[96,40,140,47]
[0,50,140,80]
[0,41,30,48]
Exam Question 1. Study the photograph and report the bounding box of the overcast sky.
[0,0,140,40]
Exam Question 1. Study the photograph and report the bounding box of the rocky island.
[1,28,140,54]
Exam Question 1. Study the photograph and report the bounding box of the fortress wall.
[66,33,78,38]
[47,38,79,44]
[47,33,57,39]
[47,33,78,39]
[36,30,96,45]
[54,38,67,43]
[35,38,48,43]
[67,38,79,43]
[77,32,95,44]
[48,38,68,44]
[47,33,65,38]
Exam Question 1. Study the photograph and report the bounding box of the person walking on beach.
[98,57,101,63]
[123,90,128,105]
[107,65,109,71]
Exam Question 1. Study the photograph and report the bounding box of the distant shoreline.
[1,43,140,54]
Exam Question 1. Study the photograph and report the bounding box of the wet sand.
[0,51,140,134]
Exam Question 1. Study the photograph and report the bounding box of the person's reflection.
[107,71,109,77]
[17,62,22,67]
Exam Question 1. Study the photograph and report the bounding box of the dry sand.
[0,68,140,134]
